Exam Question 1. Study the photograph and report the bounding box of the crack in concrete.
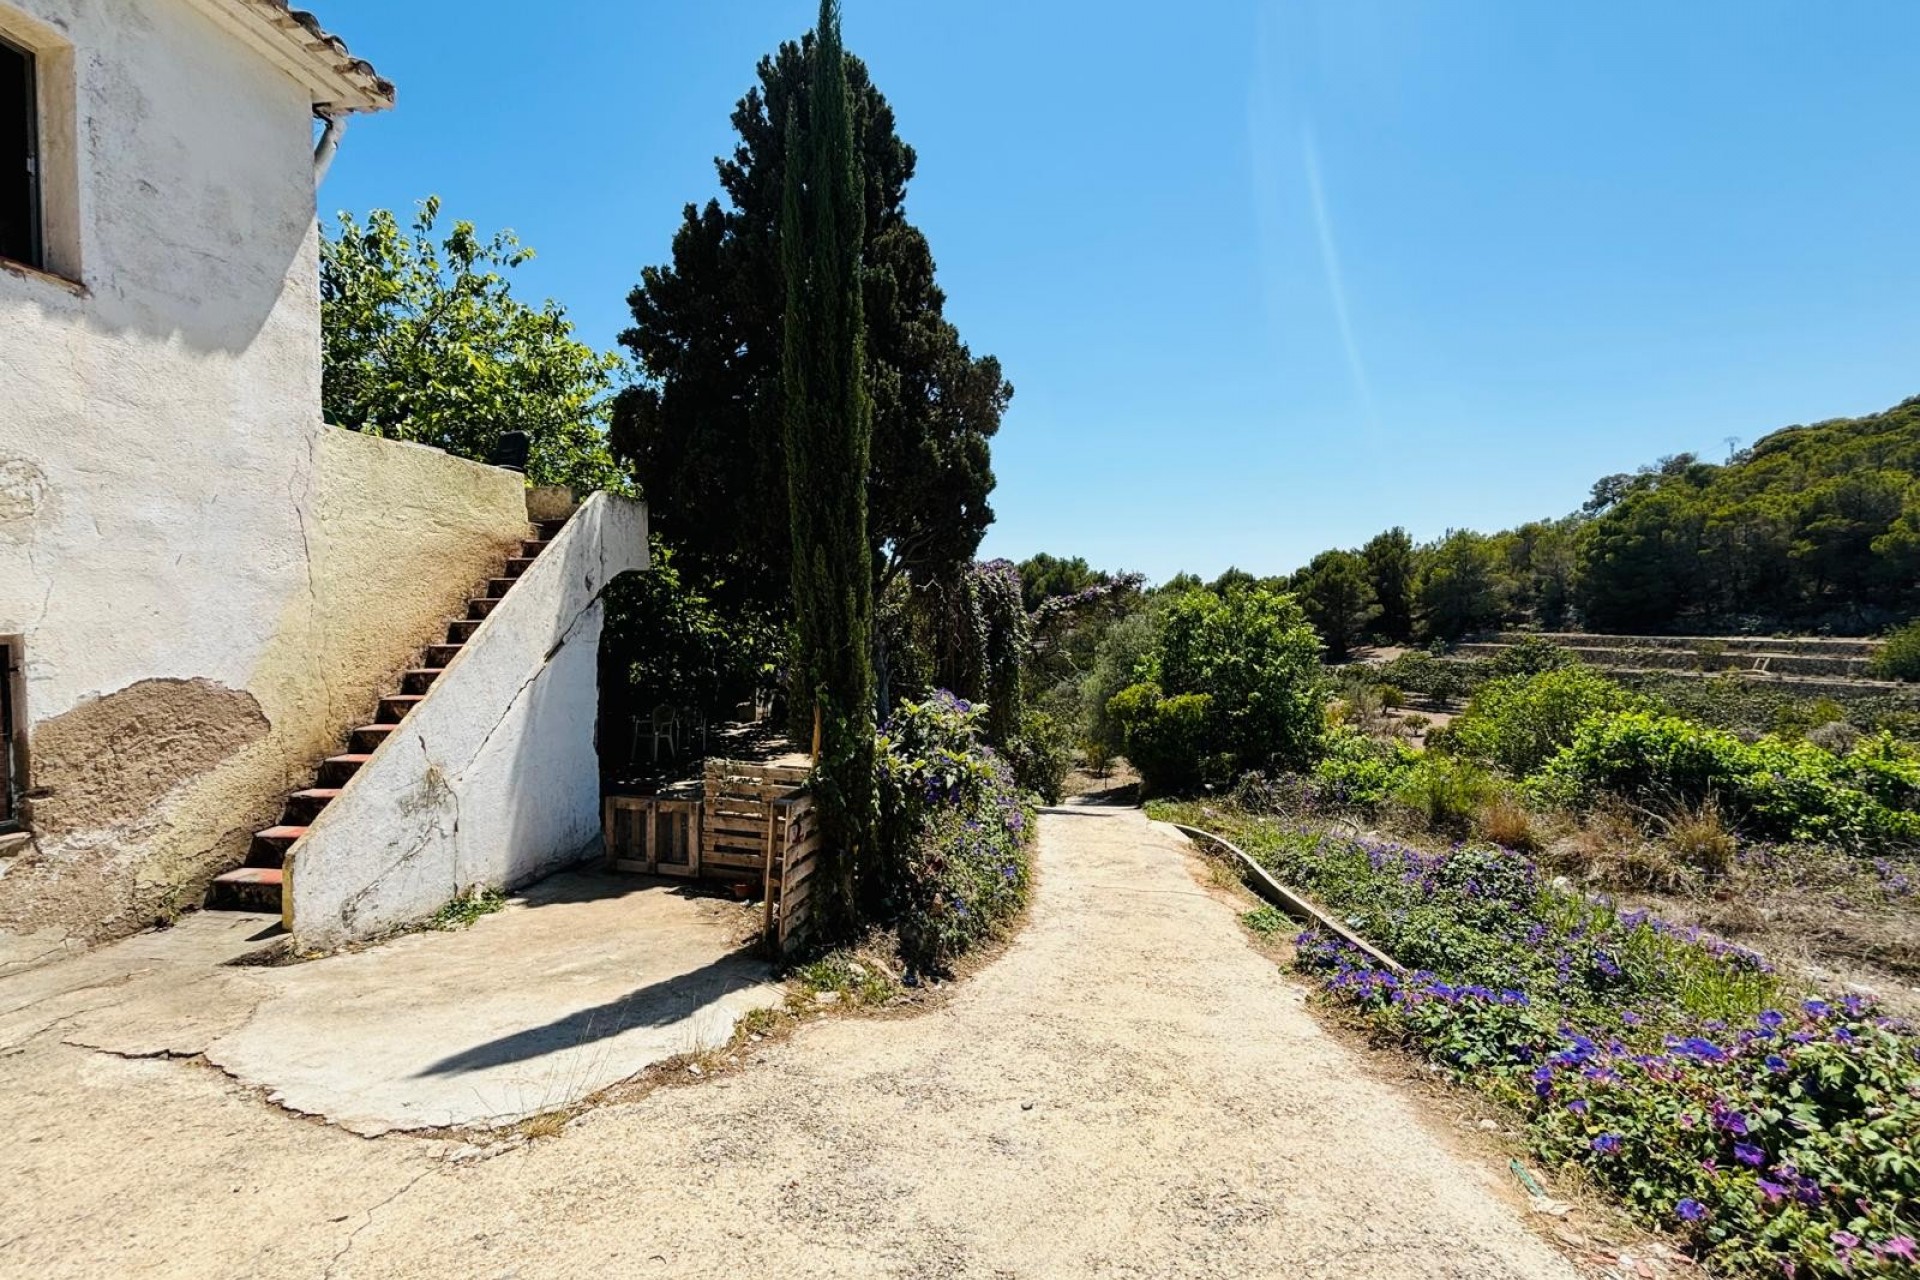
[322,1165,435,1280]
[290,430,340,730]
[458,599,598,775]
[0,942,75,977]
[0,967,144,1018]
[337,789,456,933]
[60,1040,199,1061]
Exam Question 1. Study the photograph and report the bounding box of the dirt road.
[0,804,1578,1279]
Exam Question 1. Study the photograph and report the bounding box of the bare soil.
[1617,864,1920,1020]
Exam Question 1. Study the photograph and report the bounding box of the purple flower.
[1566,1099,1589,1115]
[1757,1178,1789,1203]
[1672,1037,1728,1063]
[1591,1133,1622,1155]
[1764,1054,1788,1072]
[1759,1009,1785,1030]
[1676,1198,1706,1222]
[1734,1141,1766,1167]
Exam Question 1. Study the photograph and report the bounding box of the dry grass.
[1546,803,1686,892]
[1653,798,1738,879]
[1534,798,1920,1018]
[516,1110,570,1141]
[1476,794,1540,851]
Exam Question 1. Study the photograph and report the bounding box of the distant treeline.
[1032,395,1920,655]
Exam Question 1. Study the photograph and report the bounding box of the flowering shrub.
[877,692,1035,973]
[1187,810,1920,1278]
[1532,998,1920,1278]
[1536,712,1920,847]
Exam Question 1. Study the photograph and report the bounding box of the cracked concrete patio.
[0,868,783,1135]
[0,804,1588,1280]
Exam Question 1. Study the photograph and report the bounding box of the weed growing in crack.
[426,887,507,931]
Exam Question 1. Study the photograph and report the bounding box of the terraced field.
[1456,632,1883,681]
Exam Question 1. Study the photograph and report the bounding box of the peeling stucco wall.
[288,493,649,949]
[0,0,531,940]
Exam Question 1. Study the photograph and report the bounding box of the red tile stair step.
[206,516,566,917]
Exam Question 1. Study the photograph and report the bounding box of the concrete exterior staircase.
[205,516,571,916]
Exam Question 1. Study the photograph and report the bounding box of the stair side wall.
[287,492,649,949]
[0,423,528,942]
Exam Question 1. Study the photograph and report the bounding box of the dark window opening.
[0,35,40,269]
[0,638,22,830]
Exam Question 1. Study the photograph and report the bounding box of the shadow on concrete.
[510,867,658,908]
[409,946,770,1079]
[1070,782,1142,807]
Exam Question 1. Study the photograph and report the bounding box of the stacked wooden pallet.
[764,788,822,955]
[602,758,821,953]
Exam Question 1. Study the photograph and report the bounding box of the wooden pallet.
[764,792,822,955]
[604,796,700,875]
[700,759,804,879]
[604,759,819,953]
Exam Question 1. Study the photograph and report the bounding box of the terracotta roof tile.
[245,0,395,112]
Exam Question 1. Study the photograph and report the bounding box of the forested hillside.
[1275,395,1920,642]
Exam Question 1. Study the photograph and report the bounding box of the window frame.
[0,29,40,271]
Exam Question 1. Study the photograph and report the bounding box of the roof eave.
[186,0,395,115]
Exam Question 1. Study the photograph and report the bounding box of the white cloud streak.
[1300,125,1377,431]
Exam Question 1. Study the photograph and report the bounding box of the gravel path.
[0,803,1580,1279]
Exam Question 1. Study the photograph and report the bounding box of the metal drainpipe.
[312,112,345,188]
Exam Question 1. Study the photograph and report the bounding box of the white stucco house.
[0,0,646,951]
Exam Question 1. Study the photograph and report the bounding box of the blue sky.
[315,1,1920,583]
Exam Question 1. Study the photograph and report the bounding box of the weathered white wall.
[0,0,323,717]
[0,0,532,941]
[288,493,649,949]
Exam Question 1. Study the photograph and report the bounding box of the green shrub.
[1080,610,1162,757]
[1536,711,1920,846]
[1380,650,1483,704]
[1155,586,1327,772]
[1312,725,1417,808]
[876,692,1036,973]
[1393,754,1500,832]
[1611,670,1920,742]
[1870,620,1920,682]
[1002,709,1072,804]
[1452,666,1643,777]
[1106,586,1327,793]
[1107,684,1214,793]
[1770,696,1848,739]
[1489,636,1574,678]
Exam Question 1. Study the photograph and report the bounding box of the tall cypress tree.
[781,0,876,926]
